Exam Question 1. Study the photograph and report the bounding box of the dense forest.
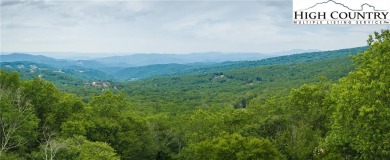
[0,30,389,160]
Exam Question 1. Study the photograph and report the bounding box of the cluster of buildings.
[84,81,110,87]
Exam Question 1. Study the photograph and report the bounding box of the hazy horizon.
[0,48,324,59]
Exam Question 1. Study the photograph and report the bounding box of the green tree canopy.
[181,133,284,160]
[323,30,390,159]
[0,71,38,158]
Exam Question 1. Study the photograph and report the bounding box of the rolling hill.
[113,46,367,80]
[0,61,115,87]
[1,46,366,83]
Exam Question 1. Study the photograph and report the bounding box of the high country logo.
[293,0,390,24]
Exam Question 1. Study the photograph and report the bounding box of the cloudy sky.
[1,0,389,57]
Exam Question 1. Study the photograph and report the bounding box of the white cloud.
[1,0,387,55]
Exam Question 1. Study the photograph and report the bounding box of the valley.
[0,31,388,160]
[1,0,388,159]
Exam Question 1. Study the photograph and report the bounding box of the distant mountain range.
[114,47,365,81]
[1,49,320,67]
[93,50,321,67]
[0,53,109,69]
[0,47,365,82]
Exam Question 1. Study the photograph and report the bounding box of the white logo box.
[293,0,390,24]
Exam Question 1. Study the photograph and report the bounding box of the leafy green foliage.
[62,91,157,159]
[181,133,284,160]
[31,135,120,160]
[65,136,120,160]
[113,56,355,115]
[0,31,387,159]
[323,30,390,159]
[0,71,39,158]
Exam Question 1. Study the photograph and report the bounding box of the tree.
[277,81,332,159]
[0,72,38,158]
[46,93,85,132]
[181,133,284,160]
[180,109,222,144]
[0,71,20,91]
[31,136,120,160]
[22,78,60,129]
[323,30,390,159]
[62,91,157,159]
[71,136,119,160]
[38,127,65,160]
[147,113,183,160]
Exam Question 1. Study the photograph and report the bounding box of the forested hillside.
[1,46,366,84]
[114,56,355,114]
[0,61,115,86]
[0,30,389,160]
[114,47,366,80]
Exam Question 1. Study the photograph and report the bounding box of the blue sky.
[1,0,389,57]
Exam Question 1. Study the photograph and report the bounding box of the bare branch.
[0,87,36,157]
